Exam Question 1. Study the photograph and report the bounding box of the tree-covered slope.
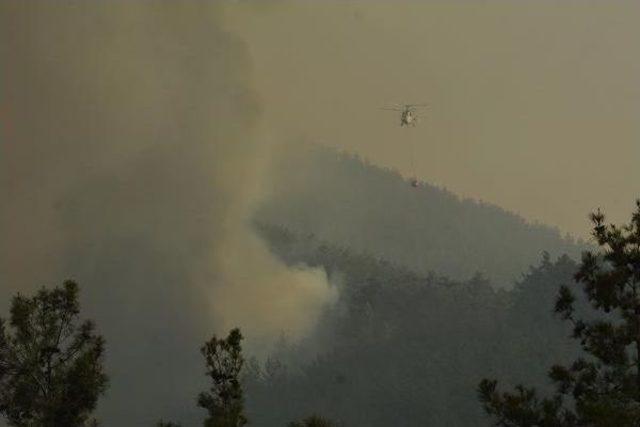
[258,145,583,287]
[247,225,581,427]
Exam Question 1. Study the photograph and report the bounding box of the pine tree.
[478,200,640,426]
[198,328,247,427]
[0,280,108,427]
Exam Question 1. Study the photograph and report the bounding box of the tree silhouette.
[288,415,337,427]
[478,200,640,426]
[0,280,108,427]
[198,328,246,427]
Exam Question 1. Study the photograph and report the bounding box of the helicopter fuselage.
[401,109,416,127]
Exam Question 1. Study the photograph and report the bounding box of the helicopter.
[381,103,428,127]
[380,103,428,188]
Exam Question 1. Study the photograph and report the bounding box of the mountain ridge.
[257,144,584,287]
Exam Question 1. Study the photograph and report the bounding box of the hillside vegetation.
[246,224,581,426]
[259,146,583,287]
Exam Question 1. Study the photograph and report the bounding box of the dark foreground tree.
[288,415,337,427]
[0,280,108,427]
[478,200,640,426]
[198,328,246,427]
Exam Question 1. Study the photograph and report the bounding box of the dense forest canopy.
[259,146,584,287]
[244,224,582,426]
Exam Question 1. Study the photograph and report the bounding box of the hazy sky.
[225,1,640,238]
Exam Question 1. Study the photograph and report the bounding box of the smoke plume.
[0,1,335,424]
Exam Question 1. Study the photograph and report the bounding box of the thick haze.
[1,1,639,425]
[226,1,640,238]
[0,1,334,423]
[0,0,338,338]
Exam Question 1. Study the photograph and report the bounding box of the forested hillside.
[258,146,583,287]
[246,225,582,426]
